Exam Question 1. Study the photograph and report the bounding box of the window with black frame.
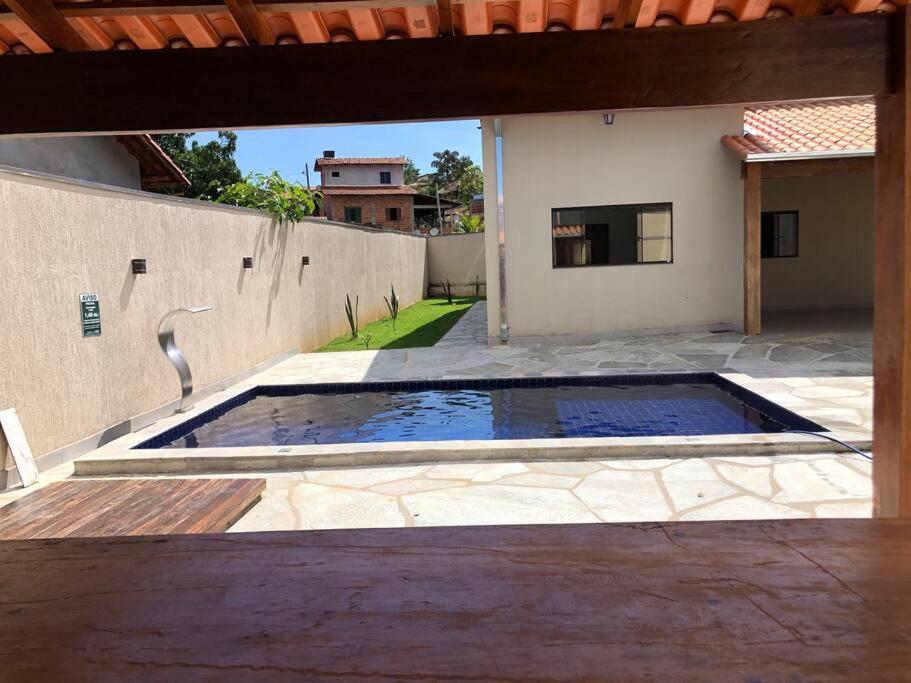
[761,211,798,258]
[551,203,673,268]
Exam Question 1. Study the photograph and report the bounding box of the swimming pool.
[135,373,825,449]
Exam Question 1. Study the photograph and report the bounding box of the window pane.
[776,213,798,256]
[552,203,672,268]
[761,211,798,258]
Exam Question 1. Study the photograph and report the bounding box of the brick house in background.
[314,152,417,232]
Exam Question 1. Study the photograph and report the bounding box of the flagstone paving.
[229,452,872,531]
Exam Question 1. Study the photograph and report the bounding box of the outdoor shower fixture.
[158,307,211,413]
[301,256,310,266]
[131,259,147,274]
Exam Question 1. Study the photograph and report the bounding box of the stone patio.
[6,300,871,530]
[229,452,871,531]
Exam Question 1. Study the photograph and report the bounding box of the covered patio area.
[1,0,910,679]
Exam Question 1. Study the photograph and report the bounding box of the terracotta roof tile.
[722,98,875,160]
[314,157,407,169]
[320,185,417,196]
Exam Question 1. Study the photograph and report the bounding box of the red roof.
[722,98,875,160]
[115,134,189,189]
[320,185,417,196]
[314,157,407,170]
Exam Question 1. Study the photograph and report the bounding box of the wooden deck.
[0,478,265,539]
[1,518,909,681]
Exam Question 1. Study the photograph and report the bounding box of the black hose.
[786,430,872,461]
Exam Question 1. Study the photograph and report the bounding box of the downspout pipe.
[495,118,508,342]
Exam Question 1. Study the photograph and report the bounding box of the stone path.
[435,300,489,347]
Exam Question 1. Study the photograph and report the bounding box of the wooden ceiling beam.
[3,0,90,51]
[437,0,453,35]
[759,156,874,178]
[0,14,892,135]
[224,0,276,44]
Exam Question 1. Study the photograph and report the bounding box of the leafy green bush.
[455,214,484,233]
[216,171,319,223]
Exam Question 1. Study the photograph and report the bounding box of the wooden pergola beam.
[3,0,90,51]
[224,0,275,45]
[760,156,873,178]
[0,15,891,136]
[873,7,911,518]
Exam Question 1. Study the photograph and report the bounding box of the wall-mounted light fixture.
[131,258,147,274]
[603,113,615,125]
[301,256,310,266]
[242,257,254,269]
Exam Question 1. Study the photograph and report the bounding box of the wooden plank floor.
[0,478,265,539]
[1,519,909,681]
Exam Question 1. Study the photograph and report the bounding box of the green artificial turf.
[317,297,480,352]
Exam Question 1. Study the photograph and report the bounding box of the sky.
[195,119,483,184]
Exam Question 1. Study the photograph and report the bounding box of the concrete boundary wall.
[0,168,427,478]
[426,232,486,297]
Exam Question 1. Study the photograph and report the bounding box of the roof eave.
[743,148,876,163]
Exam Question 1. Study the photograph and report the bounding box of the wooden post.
[874,7,911,518]
[743,162,762,336]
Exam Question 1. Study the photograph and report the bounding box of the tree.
[429,149,474,190]
[457,164,483,209]
[404,157,421,185]
[151,131,243,201]
[216,171,319,223]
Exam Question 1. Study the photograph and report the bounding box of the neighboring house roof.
[314,156,407,170]
[116,134,190,189]
[722,98,875,161]
[553,225,585,238]
[320,185,417,196]
[413,192,460,207]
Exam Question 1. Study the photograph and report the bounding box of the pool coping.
[74,372,871,476]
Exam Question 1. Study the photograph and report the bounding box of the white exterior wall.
[483,108,745,338]
[0,136,141,189]
[427,233,487,296]
[761,170,873,310]
[321,164,404,186]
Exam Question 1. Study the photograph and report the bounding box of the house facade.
[0,134,188,191]
[482,99,874,339]
[315,153,417,231]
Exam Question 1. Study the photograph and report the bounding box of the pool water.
[137,374,825,449]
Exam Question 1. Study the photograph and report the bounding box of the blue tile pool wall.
[135,373,827,449]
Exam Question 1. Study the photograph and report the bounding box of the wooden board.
[0,14,890,135]
[0,408,38,488]
[0,478,265,539]
[0,519,910,680]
